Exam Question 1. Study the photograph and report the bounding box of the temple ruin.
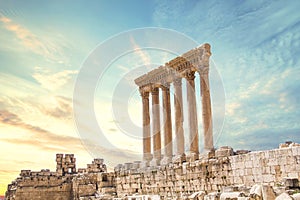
[135,43,214,166]
[5,44,300,200]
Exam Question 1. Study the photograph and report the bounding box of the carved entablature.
[134,43,211,88]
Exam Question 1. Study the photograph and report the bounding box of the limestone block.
[236,162,245,170]
[223,163,232,171]
[268,158,278,167]
[275,192,293,200]
[223,186,239,193]
[252,159,261,168]
[279,142,290,149]
[278,156,288,165]
[268,150,276,159]
[220,192,246,200]
[249,184,262,199]
[233,176,243,185]
[244,176,255,185]
[262,166,271,174]
[124,163,133,170]
[252,168,262,176]
[261,185,276,200]
[252,175,263,184]
[292,193,300,200]
[288,172,298,178]
[216,146,234,158]
[239,169,245,177]
[236,150,250,155]
[292,147,300,156]
[244,161,253,169]
[263,174,274,183]
[204,192,220,200]
[273,184,285,196]
[249,153,257,161]
[188,191,206,200]
[245,169,252,176]
[231,162,237,170]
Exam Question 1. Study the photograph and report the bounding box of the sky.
[0,0,300,195]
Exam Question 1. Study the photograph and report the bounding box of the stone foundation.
[114,144,300,198]
[5,143,300,199]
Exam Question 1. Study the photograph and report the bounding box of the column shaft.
[174,78,185,156]
[141,90,151,161]
[151,87,161,161]
[200,72,214,151]
[185,71,199,155]
[162,85,172,160]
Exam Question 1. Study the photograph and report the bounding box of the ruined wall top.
[134,43,211,88]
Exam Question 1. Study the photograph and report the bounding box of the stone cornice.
[135,43,211,88]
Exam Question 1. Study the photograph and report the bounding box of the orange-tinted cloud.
[0,109,81,151]
[38,96,73,119]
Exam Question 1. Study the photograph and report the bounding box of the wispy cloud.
[130,36,151,66]
[38,96,73,119]
[0,15,71,63]
[32,67,78,91]
[226,102,241,116]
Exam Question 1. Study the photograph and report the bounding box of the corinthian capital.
[151,85,159,95]
[139,87,149,99]
[161,83,170,92]
[173,77,182,86]
[184,70,195,81]
[198,66,209,75]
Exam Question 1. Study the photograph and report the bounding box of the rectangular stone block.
[267,158,278,166]
[252,167,262,175]
[233,176,243,184]
[252,159,261,168]
[238,169,245,176]
[245,168,252,176]
[244,160,253,168]
[236,162,245,169]
[215,146,233,157]
[285,164,296,172]
[262,166,271,174]
[254,175,263,183]
[288,172,298,178]
[244,175,255,185]
[292,147,299,156]
[263,174,274,183]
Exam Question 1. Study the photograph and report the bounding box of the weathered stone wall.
[5,155,114,200]
[72,172,115,199]
[6,172,74,200]
[228,146,300,186]
[11,184,73,200]
[5,145,300,199]
[114,145,300,198]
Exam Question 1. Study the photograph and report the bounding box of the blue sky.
[0,0,300,195]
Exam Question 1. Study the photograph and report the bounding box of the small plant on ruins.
[292,189,300,195]
[276,182,284,187]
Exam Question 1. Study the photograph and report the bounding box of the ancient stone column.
[140,88,152,163]
[151,86,161,166]
[199,71,214,151]
[161,84,172,164]
[185,70,199,156]
[173,78,185,158]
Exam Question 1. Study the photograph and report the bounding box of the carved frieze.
[134,43,211,87]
